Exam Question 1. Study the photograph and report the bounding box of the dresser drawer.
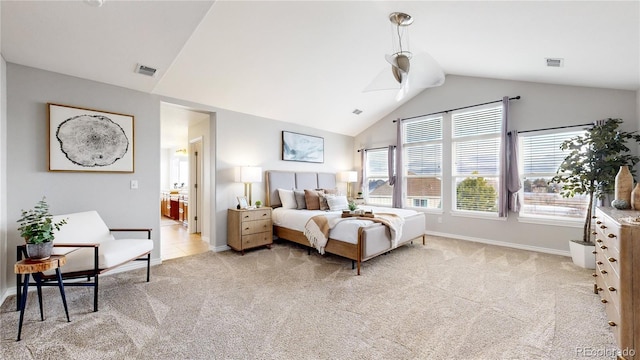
[241,209,271,222]
[242,232,272,248]
[600,284,622,345]
[595,217,621,255]
[241,219,272,235]
[596,251,621,312]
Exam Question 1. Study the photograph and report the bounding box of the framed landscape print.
[48,103,134,172]
[282,131,324,163]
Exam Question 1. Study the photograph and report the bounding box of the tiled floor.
[160,217,209,260]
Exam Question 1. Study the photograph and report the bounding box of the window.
[519,130,589,219]
[451,105,503,214]
[365,148,392,206]
[403,116,443,210]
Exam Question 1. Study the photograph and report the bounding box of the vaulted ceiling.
[2,1,638,137]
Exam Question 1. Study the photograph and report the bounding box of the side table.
[14,254,70,341]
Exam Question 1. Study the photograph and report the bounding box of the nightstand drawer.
[242,232,271,248]
[241,219,271,235]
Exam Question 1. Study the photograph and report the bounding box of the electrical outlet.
[130,180,139,189]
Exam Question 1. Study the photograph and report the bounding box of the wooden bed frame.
[266,170,426,274]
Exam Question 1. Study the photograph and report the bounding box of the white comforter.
[271,206,418,245]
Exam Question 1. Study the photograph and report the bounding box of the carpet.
[0,236,618,359]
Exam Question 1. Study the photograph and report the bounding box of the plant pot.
[26,242,54,260]
[569,240,595,269]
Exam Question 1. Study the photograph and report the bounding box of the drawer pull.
[608,257,617,263]
[596,239,603,243]
[244,227,250,231]
[607,234,616,238]
[601,270,607,274]
[601,299,608,304]
[596,220,602,224]
[597,287,603,292]
[597,261,603,265]
[591,231,597,235]
[592,251,597,255]
[600,245,607,250]
[592,273,598,277]
[608,321,616,327]
[243,215,250,219]
[600,225,607,229]
[608,286,616,292]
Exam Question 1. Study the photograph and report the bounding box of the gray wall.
[0,63,355,302]
[355,75,639,254]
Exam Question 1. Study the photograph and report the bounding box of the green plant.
[456,174,497,212]
[254,200,263,207]
[348,201,357,211]
[17,197,67,244]
[550,118,640,244]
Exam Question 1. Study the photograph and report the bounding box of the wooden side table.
[14,254,70,341]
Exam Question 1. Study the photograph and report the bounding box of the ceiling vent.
[135,64,157,77]
[352,109,363,115]
[545,58,564,68]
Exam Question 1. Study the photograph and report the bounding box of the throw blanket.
[304,213,404,254]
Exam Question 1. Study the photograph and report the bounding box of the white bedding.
[272,206,418,244]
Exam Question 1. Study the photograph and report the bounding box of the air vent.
[545,58,564,67]
[135,64,157,77]
[352,109,363,115]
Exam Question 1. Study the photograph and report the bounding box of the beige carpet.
[1,236,617,359]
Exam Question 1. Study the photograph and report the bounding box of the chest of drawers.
[227,207,272,254]
[594,207,640,360]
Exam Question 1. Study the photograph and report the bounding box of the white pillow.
[278,188,297,209]
[326,195,349,211]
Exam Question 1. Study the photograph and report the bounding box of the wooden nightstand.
[227,207,272,254]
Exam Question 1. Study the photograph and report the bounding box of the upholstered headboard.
[265,170,337,207]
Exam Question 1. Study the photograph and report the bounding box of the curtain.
[507,131,522,212]
[391,120,404,208]
[359,149,366,197]
[498,96,510,217]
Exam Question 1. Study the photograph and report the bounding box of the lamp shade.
[240,166,262,183]
[338,171,358,183]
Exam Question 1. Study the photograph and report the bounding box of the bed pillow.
[278,188,297,209]
[304,189,321,210]
[326,195,349,211]
[318,193,330,211]
[318,188,339,195]
[294,190,307,209]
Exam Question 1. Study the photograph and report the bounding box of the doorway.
[160,102,210,260]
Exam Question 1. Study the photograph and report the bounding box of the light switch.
[130,180,139,189]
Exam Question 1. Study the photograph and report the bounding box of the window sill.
[517,215,583,228]
[450,210,505,221]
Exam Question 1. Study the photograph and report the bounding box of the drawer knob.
[592,273,598,277]
[591,231,597,235]
[608,257,617,263]
[608,286,616,292]
[597,261,603,265]
[600,245,607,250]
[597,287,603,292]
[596,239,603,243]
[601,299,608,304]
[600,225,607,229]
[601,270,607,274]
[607,234,616,238]
[592,251,597,255]
[608,321,616,327]
[596,220,602,224]
[244,227,250,231]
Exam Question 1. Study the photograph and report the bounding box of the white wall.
[355,75,638,254]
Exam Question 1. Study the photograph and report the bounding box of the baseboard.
[425,230,571,257]
[212,244,230,252]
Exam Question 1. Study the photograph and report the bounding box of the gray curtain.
[359,149,366,198]
[498,96,510,217]
[390,119,404,208]
[507,131,522,212]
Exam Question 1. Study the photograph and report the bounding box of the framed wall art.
[282,131,324,163]
[48,103,134,172]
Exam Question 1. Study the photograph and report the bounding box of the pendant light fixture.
[386,12,414,84]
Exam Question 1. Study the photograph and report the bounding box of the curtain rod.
[393,96,521,123]
[357,145,396,152]
[515,122,594,134]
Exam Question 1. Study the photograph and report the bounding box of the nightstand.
[227,207,272,254]
[352,198,365,205]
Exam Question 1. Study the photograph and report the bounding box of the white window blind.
[452,105,502,214]
[403,116,443,209]
[520,130,588,219]
[365,148,391,206]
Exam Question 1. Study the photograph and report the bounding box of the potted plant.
[550,118,640,268]
[254,200,263,208]
[17,197,67,260]
[348,201,358,212]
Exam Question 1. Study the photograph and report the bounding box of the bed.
[265,170,426,274]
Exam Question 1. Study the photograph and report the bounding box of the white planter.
[569,240,596,269]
